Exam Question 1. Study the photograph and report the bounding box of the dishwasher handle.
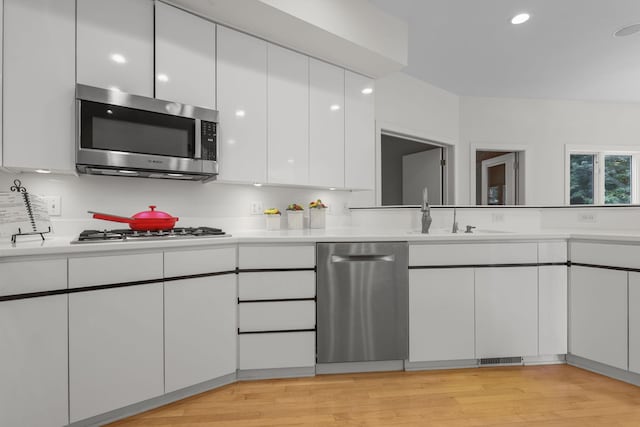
[331,254,396,263]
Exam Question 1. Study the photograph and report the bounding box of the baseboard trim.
[237,366,316,381]
[523,354,566,365]
[316,360,404,374]
[567,354,640,387]
[405,355,566,371]
[404,359,479,371]
[67,373,236,427]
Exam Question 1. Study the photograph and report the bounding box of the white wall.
[376,72,459,144]
[349,71,460,207]
[0,174,351,236]
[460,96,640,205]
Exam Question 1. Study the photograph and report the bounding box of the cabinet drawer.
[239,301,315,332]
[0,258,67,296]
[239,271,315,300]
[538,241,567,263]
[570,242,640,269]
[409,243,537,266]
[239,244,315,269]
[239,332,315,369]
[69,252,163,288]
[164,246,236,277]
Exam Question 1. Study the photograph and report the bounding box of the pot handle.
[88,211,134,224]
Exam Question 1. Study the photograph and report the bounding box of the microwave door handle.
[195,119,202,159]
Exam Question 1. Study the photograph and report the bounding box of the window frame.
[565,145,640,205]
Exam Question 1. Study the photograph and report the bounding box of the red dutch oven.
[88,205,179,231]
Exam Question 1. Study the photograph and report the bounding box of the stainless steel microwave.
[76,84,218,181]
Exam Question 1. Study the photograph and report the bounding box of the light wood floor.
[108,365,640,426]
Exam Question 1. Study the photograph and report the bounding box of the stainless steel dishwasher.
[316,242,409,363]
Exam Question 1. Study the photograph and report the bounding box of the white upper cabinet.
[217,26,267,183]
[77,0,154,96]
[345,71,375,190]
[309,59,345,188]
[267,44,309,185]
[155,2,216,108]
[3,0,75,172]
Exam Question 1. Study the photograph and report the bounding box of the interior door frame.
[481,152,516,205]
[470,143,529,205]
[376,121,455,206]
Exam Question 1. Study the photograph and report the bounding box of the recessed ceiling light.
[330,104,341,111]
[329,187,336,191]
[253,183,263,187]
[361,87,373,95]
[157,73,169,82]
[35,169,51,174]
[110,53,127,64]
[614,23,640,37]
[511,13,530,25]
[235,110,246,117]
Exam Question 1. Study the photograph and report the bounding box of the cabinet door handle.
[331,254,395,263]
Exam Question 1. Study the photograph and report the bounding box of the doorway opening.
[475,150,525,205]
[381,133,449,206]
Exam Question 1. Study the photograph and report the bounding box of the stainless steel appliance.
[76,84,218,181]
[71,227,228,244]
[316,242,409,363]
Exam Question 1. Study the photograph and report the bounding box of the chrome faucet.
[421,188,432,234]
[451,206,459,233]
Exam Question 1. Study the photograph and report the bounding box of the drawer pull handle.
[331,254,395,263]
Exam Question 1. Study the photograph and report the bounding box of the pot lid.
[132,205,176,219]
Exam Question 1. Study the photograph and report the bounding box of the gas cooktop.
[71,227,229,244]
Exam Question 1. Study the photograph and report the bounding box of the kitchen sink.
[406,229,513,235]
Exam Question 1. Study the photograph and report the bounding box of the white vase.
[265,214,281,230]
[309,209,326,229]
[287,210,304,229]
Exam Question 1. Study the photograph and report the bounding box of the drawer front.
[239,300,315,332]
[409,242,537,266]
[164,246,236,277]
[239,332,315,369]
[69,252,163,288]
[570,242,640,269]
[239,244,315,269]
[239,271,315,300]
[538,241,567,263]
[0,258,67,296]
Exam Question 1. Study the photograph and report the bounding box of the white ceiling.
[370,0,640,102]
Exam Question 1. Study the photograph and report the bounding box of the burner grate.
[73,227,228,243]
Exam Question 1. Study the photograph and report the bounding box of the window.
[567,150,639,205]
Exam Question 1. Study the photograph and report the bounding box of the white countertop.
[0,227,600,258]
[4,227,640,258]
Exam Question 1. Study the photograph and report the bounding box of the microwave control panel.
[201,121,217,161]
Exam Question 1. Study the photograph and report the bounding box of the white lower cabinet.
[239,300,315,332]
[69,284,164,422]
[0,296,68,427]
[629,272,640,374]
[475,267,538,358]
[539,266,567,355]
[239,332,316,370]
[569,266,628,370]
[164,275,237,393]
[409,268,475,362]
[237,245,316,372]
